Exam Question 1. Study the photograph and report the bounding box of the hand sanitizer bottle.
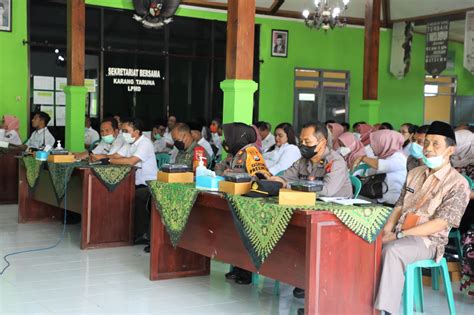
[56,140,63,150]
[195,156,208,177]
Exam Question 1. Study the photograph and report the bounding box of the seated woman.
[352,130,407,206]
[400,122,418,156]
[0,115,22,146]
[337,132,369,174]
[215,122,271,285]
[263,123,301,175]
[327,122,344,150]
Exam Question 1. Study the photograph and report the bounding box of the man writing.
[375,121,470,315]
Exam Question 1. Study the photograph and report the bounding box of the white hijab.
[451,130,474,168]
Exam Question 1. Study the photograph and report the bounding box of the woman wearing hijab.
[352,130,407,206]
[359,124,374,146]
[337,132,369,170]
[215,122,270,178]
[217,123,271,285]
[327,123,344,150]
[0,115,22,145]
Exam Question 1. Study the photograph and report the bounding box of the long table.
[0,148,21,204]
[18,162,136,249]
[150,192,382,315]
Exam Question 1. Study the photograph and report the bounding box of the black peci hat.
[426,121,456,144]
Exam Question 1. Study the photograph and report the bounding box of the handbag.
[358,173,388,199]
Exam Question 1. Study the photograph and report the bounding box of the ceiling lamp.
[302,0,350,31]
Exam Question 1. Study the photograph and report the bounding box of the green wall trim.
[220,80,258,125]
[359,100,381,125]
[64,86,87,152]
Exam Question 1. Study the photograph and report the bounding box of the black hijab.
[222,123,257,156]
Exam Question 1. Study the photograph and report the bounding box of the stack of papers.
[318,197,372,206]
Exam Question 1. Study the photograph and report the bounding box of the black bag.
[358,173,388,199]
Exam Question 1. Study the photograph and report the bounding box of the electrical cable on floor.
[0,172,69,276]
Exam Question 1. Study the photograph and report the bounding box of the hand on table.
[90,154,106,162]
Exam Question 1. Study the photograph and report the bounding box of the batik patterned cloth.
[47,162,82,203]
[148,181,200,247]
[91,165,133,191]
[22,156,44,189]
[460,275,474,297]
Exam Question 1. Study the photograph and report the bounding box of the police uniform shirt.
[85,127,100,146]
[26,127,55,149]
[92,134,125,155]
[281,148,353,198]
[117,135,158,186]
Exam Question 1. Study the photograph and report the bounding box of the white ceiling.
[191,0,473,41]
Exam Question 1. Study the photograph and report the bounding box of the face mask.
[154,134,162,140]
[210,125,218,133]
[422,155,444,169]
[409,143,424,159]
[122,132,136,144]
[338,146,351,157]
[174,140,185,151]
[353,133,361,140]
[300,145,317,160]
[102,134,115,144]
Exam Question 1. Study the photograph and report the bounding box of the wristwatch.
[396,231,405,239]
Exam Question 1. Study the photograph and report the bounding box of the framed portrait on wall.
[0,0,12,32]
[271,29,288,58]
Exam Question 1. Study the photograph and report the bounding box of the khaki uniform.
[175,141,210,169]
[281,148,352,197]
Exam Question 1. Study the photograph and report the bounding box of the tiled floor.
[1,204,473,314]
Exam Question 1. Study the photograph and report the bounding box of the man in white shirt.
[152,122,170,153]
[257,121,275,153]
[84,116,100,150]
[75,118,124,160]
[102,118,158,252]
[23,111,55,151]
[163,115,177,151]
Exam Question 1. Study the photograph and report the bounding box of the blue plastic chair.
[349,175,362,199]
[156,153,170,169]
[403,258,456,315]
[351,163,370,176]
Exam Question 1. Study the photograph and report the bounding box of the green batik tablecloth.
[148,182,392,269]
[90,165,133,191]
[47,161,84,204]
[148,181,200,247]
[22,156,45,189]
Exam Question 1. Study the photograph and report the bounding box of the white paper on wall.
[33,90,54,105]
[464,11,474,74]
[33,76,55,90]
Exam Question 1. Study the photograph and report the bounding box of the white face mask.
[337,146,351,157]
[122,132,136,144]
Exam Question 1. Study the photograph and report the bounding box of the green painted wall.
[0,0,28,139]
[2,1,473,141]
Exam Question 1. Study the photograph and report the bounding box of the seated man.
[189,121,214,159]
[171,123,210,170]
[270,121,352,198]
[375,121,470,315]
[406,125,429,171]
[256,121,275,153]
[151,122,169,154]
[103,118,158,253]
[75,117,124,160]
[84,115,100,150]
[22,111,55,151]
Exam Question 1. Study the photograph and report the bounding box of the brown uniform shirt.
[281,148,353,198]
[395,164,470,262]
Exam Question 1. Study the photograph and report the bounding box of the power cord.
[0,171,69,276]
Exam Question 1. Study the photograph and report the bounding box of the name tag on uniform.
[405,186,415,193]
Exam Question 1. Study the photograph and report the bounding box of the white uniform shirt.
[261,133,276,153]
[1,130,22,145]
[118,135,158,186]
[85,127,100,146]
[198,138,214,158]
[210,133,222,156]
[263,143,301,175]
[26,128,55,149]
[153,137,170,153]
[92,134,125,155]
[367,151,407,205]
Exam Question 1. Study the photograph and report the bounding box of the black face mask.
[299,144,317,160]
[174,140,185,151]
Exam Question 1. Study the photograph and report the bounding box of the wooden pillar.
[221,0,258,125]
[363,0,381,100]
[65,0,87,151]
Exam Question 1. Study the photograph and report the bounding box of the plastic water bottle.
[195,157,208,177]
